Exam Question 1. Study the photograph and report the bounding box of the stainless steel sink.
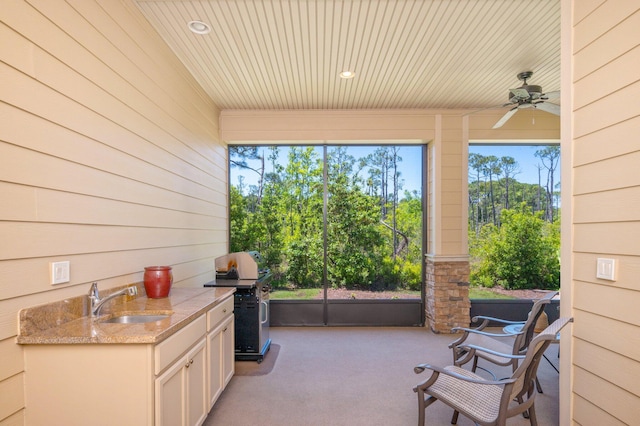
[101,313,171,324]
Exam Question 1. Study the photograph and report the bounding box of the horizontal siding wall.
[0,0,225,423]
[467,108,560,141]
[572,1,640,424]
[220,109,438,142]
[439,116,464,256]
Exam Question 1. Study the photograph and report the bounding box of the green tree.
[392,191,423,290]
[500,156,519,209]
[258,169,286,273]
[535,146,561,222]
[482,155,501,225]
[229,185,250,253]
[470,203,560,290]
[327,180,386,288]
[468,153,487,234]
[326,148,387,289]
[281,147,324,287]
[229,146,265,202]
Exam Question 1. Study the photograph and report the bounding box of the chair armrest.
[448,326,522,350]
[451,327,524,338]
[413,363,516,386]
[462,344,526,360]
[471,315,526,326]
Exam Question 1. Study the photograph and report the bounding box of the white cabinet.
[156,338,207,426]
[22,292,235,426]
[206,296,235,409]
[23,344,155,425]
[221,315,234,386]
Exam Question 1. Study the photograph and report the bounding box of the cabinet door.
[221,315,235,386]
[156,354,186,426]
[206,325,223,409]
[186,339,207,426]
[156,339,207,426]
[207,314,235,409]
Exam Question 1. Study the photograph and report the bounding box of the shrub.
[470,204,560,290]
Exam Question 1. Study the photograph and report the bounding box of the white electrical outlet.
[50,261,70,285]
[596,258,615,281]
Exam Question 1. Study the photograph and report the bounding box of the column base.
[425,257,470,333]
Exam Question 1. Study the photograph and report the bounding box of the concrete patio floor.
[206,326,560,425]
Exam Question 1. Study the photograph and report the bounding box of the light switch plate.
[50,261,70,285]
[596,258,615,281]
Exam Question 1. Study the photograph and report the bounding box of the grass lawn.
[469,287,515,299]
[269,287,515,300]
[270,288,320,300]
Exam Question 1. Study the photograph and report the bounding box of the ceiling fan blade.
[492,107,519,129]
[541,90,560,99]
[509,87,530,100]
[462,102,515,116]
[535,101,560,116]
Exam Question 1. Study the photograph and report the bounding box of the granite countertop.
[17,287,235,345]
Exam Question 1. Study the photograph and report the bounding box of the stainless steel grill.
[204,252,272,363]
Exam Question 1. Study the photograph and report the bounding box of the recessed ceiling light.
[188,20,211,35]
[339,70,355,79]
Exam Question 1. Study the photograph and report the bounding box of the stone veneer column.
[425,256,470,333]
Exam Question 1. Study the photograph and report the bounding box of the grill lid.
[214,251,261,280]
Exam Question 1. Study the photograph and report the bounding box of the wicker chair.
[413,317,572,426]
[448,291,558,386]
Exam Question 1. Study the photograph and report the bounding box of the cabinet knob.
[223,309,227,313]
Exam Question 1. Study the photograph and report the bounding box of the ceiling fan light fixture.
[339,70,355,79]
[466,71,560,129]
[188,20,211,35]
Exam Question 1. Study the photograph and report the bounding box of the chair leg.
[528,403,538,426]
[535,376,543,393]
[518,396,530,419]
[417,390,438,426]
[451,410,459,424]
[417,392,425,426]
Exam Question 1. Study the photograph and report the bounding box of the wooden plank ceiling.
[135,0,560,111]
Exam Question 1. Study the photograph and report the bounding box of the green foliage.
[286,238,323,287]
[468,223,499,288]
[230,145,423,293]
[470,203,560,290]
[327,178,386,288]
[231,145,560,295]
[394,193,423,260]
[229,185,264,253]
[396,259,422,291]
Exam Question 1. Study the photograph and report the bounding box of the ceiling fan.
[486,71,560,129]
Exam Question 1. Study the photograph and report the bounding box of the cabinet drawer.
[155,315,206,375]
[207,296,234,331]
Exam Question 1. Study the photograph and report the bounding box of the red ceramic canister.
[143,266,173,298]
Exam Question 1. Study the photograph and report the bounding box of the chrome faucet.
[88,282,138,318]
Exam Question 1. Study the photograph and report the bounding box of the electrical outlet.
[596,258,615,281]
[50,261,70,285]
